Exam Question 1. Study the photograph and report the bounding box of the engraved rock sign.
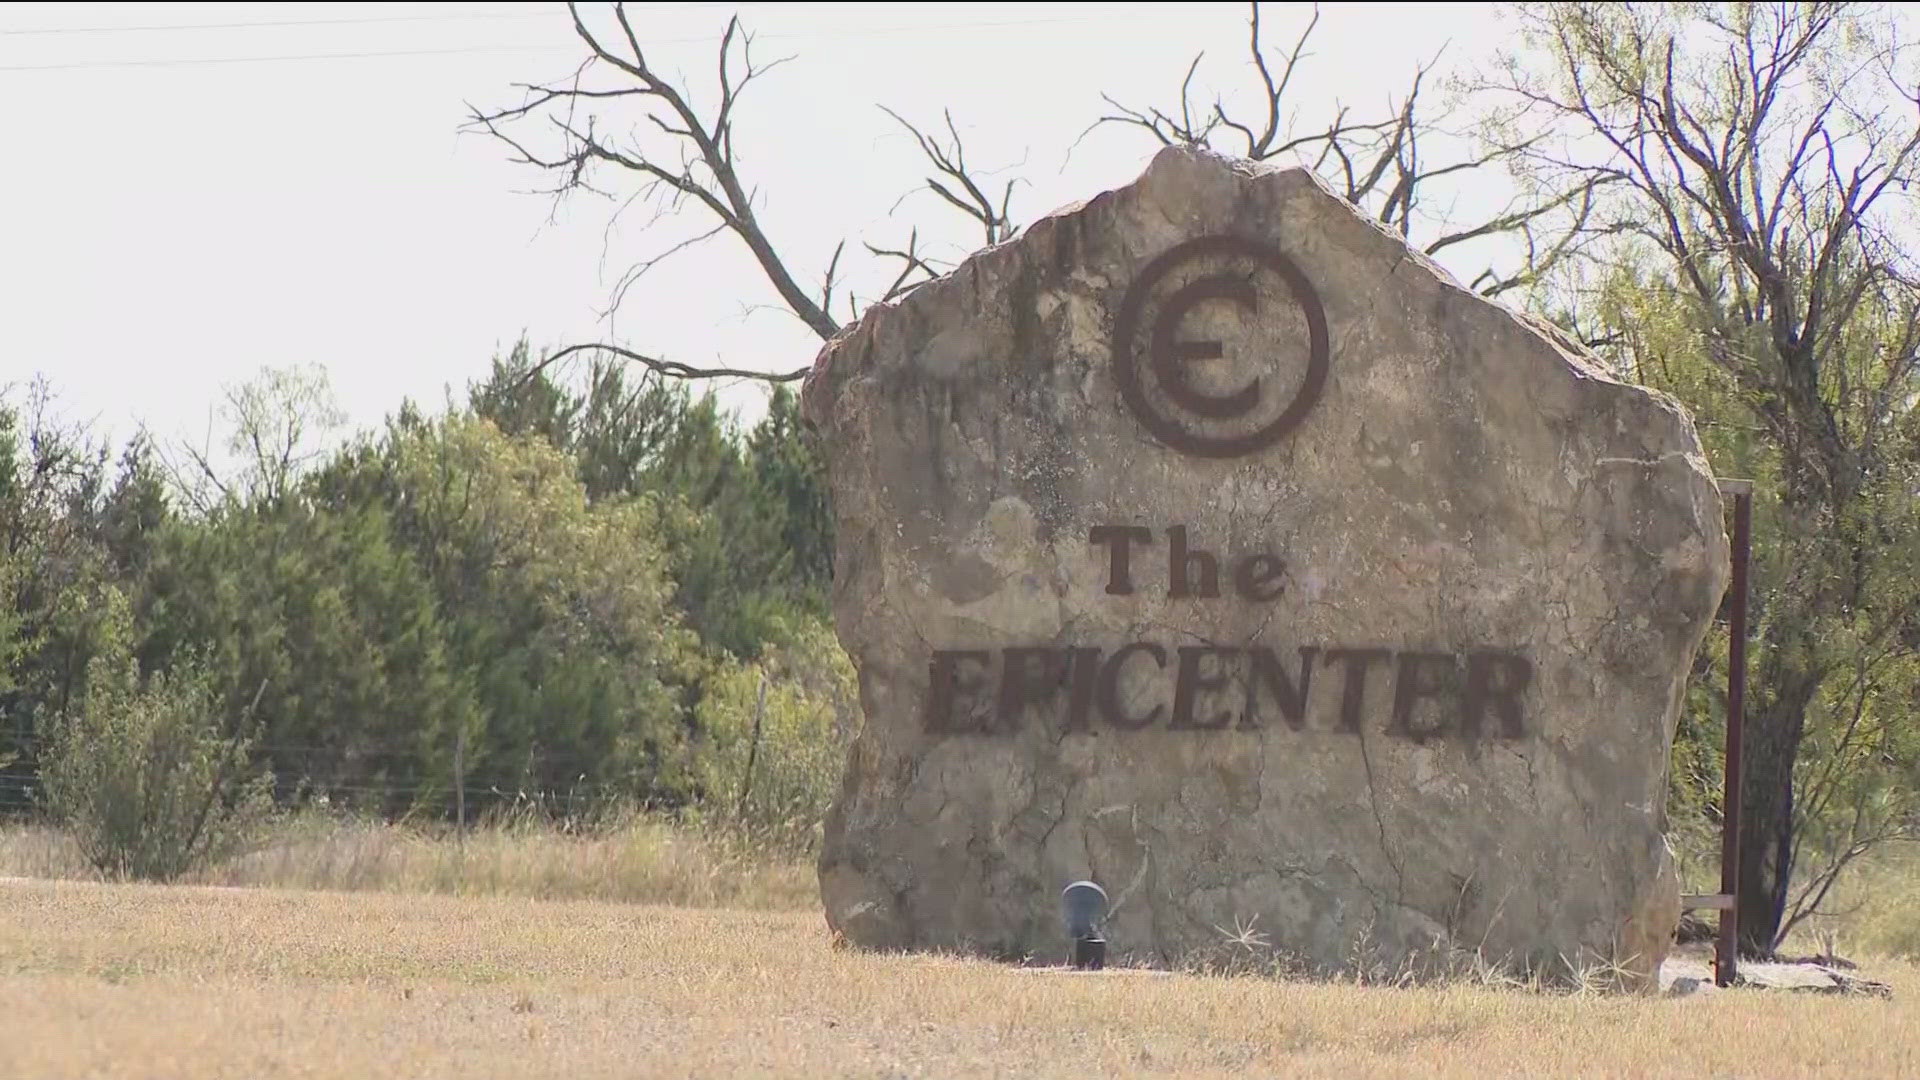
[800,147,1728,989]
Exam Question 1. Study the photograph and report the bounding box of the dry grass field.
[0,815,817,910]
[2,874,1915,1080]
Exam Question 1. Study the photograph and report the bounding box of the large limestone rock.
[799,147,1728,987]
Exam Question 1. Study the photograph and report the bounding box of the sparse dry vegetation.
[1781,845,1920,962]
[0,875,1914,1079]
[0,813,814,911]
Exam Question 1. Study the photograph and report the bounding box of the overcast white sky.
[1,1,1511,457]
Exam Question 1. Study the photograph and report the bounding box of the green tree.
[137,394,696,814]
[1490,1,1920,952]
[371,413,695,803]
[470,345,832,659]
[0,385,125,799]
[468,341,580,452]
[691,615,856,850]
[138,486,469,808]
[743,385,832,616]
[39,591,270,882]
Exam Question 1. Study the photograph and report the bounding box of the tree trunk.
[1731,459,1859,957]
[1734,662,1819,956]
[1734,703,1793,955]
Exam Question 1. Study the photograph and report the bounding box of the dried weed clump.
[1170,917,1653,995]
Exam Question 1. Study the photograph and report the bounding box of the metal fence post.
[1717,479,1753,987]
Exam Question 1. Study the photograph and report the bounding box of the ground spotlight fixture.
[1060,880,1108,970]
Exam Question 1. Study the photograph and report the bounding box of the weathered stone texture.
[800,146,1728,986]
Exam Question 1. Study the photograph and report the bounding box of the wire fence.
[0,728,681,818]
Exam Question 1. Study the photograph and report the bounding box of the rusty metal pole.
[1717,481,1753,987]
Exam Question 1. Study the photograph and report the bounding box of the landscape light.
[1059,880,1108,970]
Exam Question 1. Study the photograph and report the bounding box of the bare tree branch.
[881,107,1022,246]
[866,228,942,306]
[1090,53,1220,150]
[515,343,809,391]
[472,2,1032,384]
[1097,1,1584,300]
[468,5,838,341]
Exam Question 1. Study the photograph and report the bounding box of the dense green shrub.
[40,625,270,881]
[690,617,856,851]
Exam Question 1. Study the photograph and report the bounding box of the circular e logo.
[1112,235,1330,459]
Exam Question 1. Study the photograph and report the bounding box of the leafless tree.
[466,3,1019,386]
[1097,2,1610,300]
[156,364,347,514]
[473,2,1609,390]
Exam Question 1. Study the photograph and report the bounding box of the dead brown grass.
[0,813,814,910]
[9,813,1913,963]
[1,877,1914,1080]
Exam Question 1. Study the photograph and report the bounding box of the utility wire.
[0,5,729,37]
[0,13,1138,73]
[0,42,573,71]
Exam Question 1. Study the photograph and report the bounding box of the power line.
[0,13,1139,74]
[0,5,728,37]
[0,42,573,72]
